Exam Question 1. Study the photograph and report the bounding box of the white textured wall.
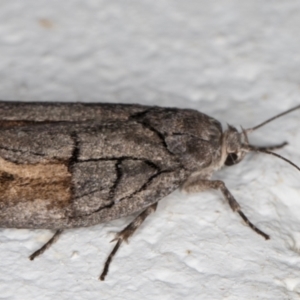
[0,1,300,299]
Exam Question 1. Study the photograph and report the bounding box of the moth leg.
[29,229,63,260]
[253,141,287,152]
[182,179,269,240]
[100,203,157,281]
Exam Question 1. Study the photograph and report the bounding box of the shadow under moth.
[0,101,299,280]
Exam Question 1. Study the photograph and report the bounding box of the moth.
[0,101,299,280]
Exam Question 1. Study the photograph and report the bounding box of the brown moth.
[0,101,299,280]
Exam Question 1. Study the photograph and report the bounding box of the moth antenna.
[244,145,300,172]
[246,104,300,133]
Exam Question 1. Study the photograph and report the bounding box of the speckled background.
[0,1,300,299]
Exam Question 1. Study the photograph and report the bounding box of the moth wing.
[0,101,148,125]
[68,166,186,227]
[0,121,186,229]
[68,121,186,226]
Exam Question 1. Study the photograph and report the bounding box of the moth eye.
[225,153,239,166]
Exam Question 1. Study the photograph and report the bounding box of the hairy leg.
[251,141,287,152]
[182,179,269,240]
[100,202,158,280]
[29,229,63,260]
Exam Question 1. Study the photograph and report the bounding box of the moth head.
[222,125,248,166]
[221,105,300,173]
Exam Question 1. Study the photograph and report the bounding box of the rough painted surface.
[0,0,300,299]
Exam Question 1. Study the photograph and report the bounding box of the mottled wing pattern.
[0,120,185,229]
